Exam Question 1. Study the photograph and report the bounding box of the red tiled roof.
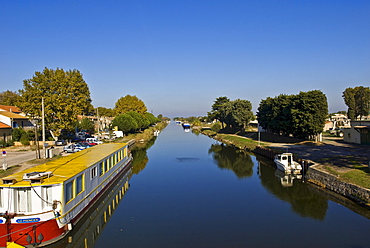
[0,105,22,113]
[0,122,11,129]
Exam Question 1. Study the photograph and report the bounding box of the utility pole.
[42,97,46,158]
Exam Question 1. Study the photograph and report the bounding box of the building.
[0,105,34,143]
[0,122,12,143]
[343,120,370,145]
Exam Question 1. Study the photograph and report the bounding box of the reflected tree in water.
[257,160,328,220]
[208,144,254,178]
[131,137,156,175]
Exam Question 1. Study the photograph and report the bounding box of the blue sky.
[1,0,369,118]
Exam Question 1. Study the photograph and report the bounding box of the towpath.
[267,137,370,172]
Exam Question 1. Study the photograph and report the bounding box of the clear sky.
[1,0,369,118]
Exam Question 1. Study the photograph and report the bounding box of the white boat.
[274,153,302,174]
[0,143,132,247]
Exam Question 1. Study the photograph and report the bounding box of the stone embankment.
[306,164,370,208]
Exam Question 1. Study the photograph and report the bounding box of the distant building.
[323,114,350,132]
[343,120,370,145]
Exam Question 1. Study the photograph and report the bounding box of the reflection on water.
[131,137,156,175]
[208,143,254,178]
[257,158,328,220]
[47,167,132,248]
[274,169,302,187]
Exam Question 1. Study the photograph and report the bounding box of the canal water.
[87,122,370,248]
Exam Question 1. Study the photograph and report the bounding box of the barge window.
[66,181,73,202]
[16,188,31,212]
[76,175,84,195]
[91,166,97,178]
[100,161,105,176]
[42,186,53,208]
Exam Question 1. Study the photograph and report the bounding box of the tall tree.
[17,67,93,135]
[219,99,253,130]
[114,95,147,115]
[0,90,20,106]
[208,96,230,122]
[342,87,356,120]
[354,86,370,119]
[342,86,370,120]
[290,90,328,139]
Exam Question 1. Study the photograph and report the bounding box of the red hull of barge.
[0,219,65,247]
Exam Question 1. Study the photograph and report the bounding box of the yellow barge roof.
[0,143,128,187]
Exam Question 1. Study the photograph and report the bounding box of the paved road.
[1,147,64,169]
[268,137,370,167]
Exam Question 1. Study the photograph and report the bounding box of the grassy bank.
[199,129,263,151]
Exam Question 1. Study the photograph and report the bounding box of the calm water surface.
[91,123,370,248]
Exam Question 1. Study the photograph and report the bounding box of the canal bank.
[198,128,370,209]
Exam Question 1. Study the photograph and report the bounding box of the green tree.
[218,99,253,130]
[17,68,93,135]
[112,113,138,134]
[342,86,370,120]
[208,96,230,125]
[145,112,159,125]
[354,86,370,119]
[127,111,149,130]
[96,107,115,117]
[12,128,25,142]
[229,99,254,129]
[342,87,356,120]
[114,95,147,115]
[257,90,328,140]
[79,117,95,133]
[0,90,20,106]
[290,90,328,139]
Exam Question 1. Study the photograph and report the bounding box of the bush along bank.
[120,121,168,144]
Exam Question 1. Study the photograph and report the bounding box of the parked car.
[86,137,103,145]
[64,144,83,153]
[56,140,67,146]
[74,143,88,150]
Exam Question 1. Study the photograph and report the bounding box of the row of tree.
[0,67,162,137]
[112,111,159,135]
[257,90,328,139]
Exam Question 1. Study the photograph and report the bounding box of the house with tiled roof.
[0,121,12,143]
[0,106,34,143]
[0,105,23,115]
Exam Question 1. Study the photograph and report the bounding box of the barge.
[0,143,132,247]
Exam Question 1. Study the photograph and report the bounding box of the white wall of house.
[0,115,11,126]
[343,127,361,144]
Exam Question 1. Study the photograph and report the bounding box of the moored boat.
[182,122,191,129]
[274,153,302,174]
[0,143,132,247]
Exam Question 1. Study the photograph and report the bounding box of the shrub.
[211,123,221,132]
[20,133,30,145]
[12,128,25,142]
